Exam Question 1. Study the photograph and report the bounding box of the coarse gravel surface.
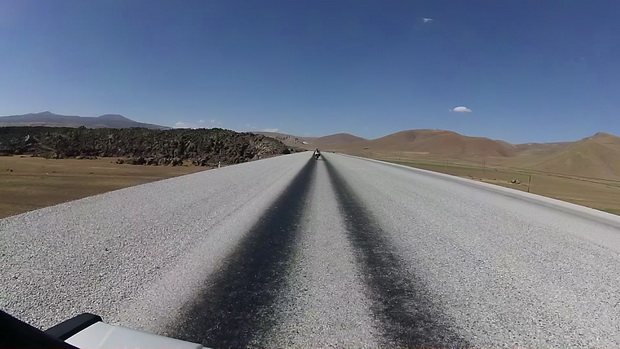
[261,158,379,348]
[2,152,620,348]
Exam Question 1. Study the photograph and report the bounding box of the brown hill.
[337,129,516,158]
[312,133,367,147]
[253,128,620,180]
[332,129,620,180]
[504,132,620,180]
[253,132,365,150]
[514,142,572,156]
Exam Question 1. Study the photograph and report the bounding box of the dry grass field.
[0,156,208,219]
[385,158,620,216]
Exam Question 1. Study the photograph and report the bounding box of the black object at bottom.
[0,310,79,349]
[45,313,102,340]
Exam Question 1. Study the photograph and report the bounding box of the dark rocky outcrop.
[0,127,298,166]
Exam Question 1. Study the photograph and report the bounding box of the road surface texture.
[2,152,620,348]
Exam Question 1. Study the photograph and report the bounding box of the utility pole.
[528,174,532,193]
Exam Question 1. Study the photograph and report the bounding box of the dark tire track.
[324,156,469,348]
[169,157,316,348]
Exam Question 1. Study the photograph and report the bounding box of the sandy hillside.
[335,130,516,158]
[332,130,620,181]
[258,129,620,180]
[312,133,367,148]
[255,132,365,150]
[498,132,620,180]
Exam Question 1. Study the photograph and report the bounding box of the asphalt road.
[2,152,620,348]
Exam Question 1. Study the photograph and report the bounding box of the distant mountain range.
[2,112,618,180]
[0,111,169,129]
[253,131,367,149]
[258,130,620,181]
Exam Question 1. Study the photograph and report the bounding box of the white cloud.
[174,122,190,128]
[452,106,472,113]
[198,119,206,123]
[261,128,280,133]
[422,18,433,23]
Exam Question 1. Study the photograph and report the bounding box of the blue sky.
[0,0,618,143]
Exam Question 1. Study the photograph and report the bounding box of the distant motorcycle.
[313,149,321,160]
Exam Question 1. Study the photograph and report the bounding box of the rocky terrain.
[0,127,297,166]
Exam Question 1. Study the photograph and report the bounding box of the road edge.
[337,154,620,229]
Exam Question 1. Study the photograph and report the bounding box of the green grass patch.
[600,208,620,216]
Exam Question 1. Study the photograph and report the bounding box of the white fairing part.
[66,322,207,349]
